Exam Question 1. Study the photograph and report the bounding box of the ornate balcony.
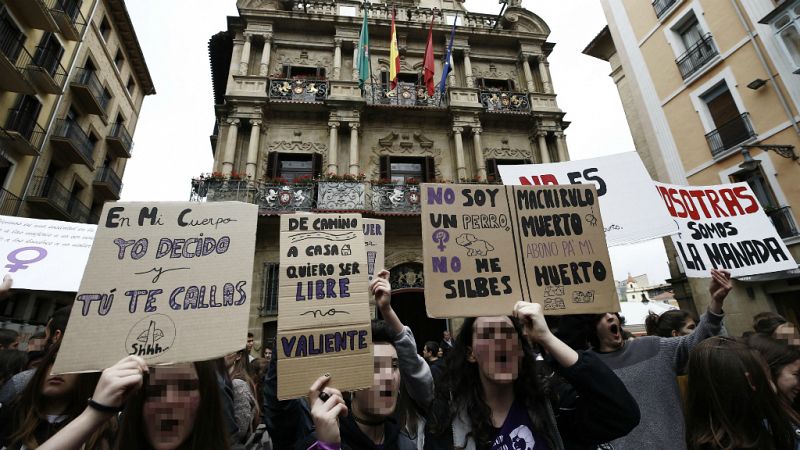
[705,112,756,157]
[653,0,678,19]
[106,122,133,158]
[190,179,256,203]
[479,90,531,113]
[371,184,421,214]
[93,166,122,200]
[0,30,36,94]
[70,68,110,115]
[316,181,368,210]
[50,118,95,168]
[27,176,91,223]
[268,78,327,103]
[364,83,445,108]
[0,108,45,156]
[676,34,718,80]
[28,43,68,94]
[767,206,800,239]
[257,183,315,214]
[47,0,85,41]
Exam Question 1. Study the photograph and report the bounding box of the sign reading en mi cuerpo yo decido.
[422,183,619,318]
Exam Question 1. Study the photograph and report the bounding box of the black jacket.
[425,351,640,450]
[298,410,416,450]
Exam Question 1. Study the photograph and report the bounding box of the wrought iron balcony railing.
[30,43,67,89]
[3,107,45,151]
[364,83,445,108]
[95,166,122,194]
[257,183,315,214]
[371,183,421,213]
[653,0,678,19]
[0,187,21,215]
[479,90,531,113]
[268,78,328,102]
[72,67,111,110]
[27,175,91,222]
[0,25,30,67]
[52,118,94,162]
[767,206,800,239]
[107,121,133,155]
[705,112,756,157]
[676,33,718,79]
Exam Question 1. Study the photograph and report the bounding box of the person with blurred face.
[425,302,640,450]
[263,347,273,365]
[0,329,19,350]
[440,330,454,357]
[588,269,732,450]
[246,333,255,362]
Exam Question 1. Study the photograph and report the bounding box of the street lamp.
[742,144,799,162]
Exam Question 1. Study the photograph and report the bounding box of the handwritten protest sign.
[655,182,798,277]
[422,183,618,318]
[363,219,385,314]
[0,215,96,292]
[52,202,257,374]
[277,214,373,400]
[498,152,677,246]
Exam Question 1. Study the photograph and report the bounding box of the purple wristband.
[308,440,341,450]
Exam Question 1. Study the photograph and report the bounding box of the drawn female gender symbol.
[432,229,450,252]
[5,246,48,272]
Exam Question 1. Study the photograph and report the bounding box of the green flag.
[357,6,370,89]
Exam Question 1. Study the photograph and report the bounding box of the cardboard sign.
[277,214,373,400]
[422,183,619,318]
[498,152,677,246]
[52,202,257,373]
[0,215,96,292]
[363,218,385,314]
[655,182,798,277]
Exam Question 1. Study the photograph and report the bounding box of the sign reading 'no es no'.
[422,183,619,318]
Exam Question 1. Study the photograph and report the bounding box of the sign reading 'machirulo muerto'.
[53,202,258,374]
[422,183,619,318]
[277,214,373,400]
[655,181,798,277]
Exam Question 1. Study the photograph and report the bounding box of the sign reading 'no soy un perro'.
[422,183,619,318]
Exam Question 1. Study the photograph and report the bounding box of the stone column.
[537,131,550,164]
[538,56,552,94]
[473,127,486,181]
[246,119,261,179]
[230,39,244,80]
[555,131,569,162]
[333,38,342,80]
[448,53,456,87]
[349,123,360,175]
[521,54,535,92]
[259,33,272,77]
[222,118,240,176]
[239,33,252,76]
[463,49,473,88]
[212,118,226,171]
[327,121,339,174]
[453,127,466,180]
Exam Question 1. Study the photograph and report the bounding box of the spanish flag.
[389,4,400,90]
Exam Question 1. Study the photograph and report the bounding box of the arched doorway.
[380,263,447,352]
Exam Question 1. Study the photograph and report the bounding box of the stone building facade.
[0,0,154,339]
[201,0,571,350]
[585,0,800,335]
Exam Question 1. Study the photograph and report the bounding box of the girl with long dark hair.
[686,336,796,450]
[645,310,697,338]
[425,302,640,450]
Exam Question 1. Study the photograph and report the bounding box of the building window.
[266,152,322,182]
[0,7,25,62]
[260,263,279,316]
[476,78,516,91]
[280,65,326,79]
[731,164,799,238]
[126,76,136,96]
[33,32,64,78]
[114,49,124,71]
[99,16,111,41]
[379,156,435,184]
[672,14,717,79]
[485,158,531,182]
[701,83,756,156]
[773,4,800,72]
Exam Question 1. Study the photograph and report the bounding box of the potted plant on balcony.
[316,172,368,210]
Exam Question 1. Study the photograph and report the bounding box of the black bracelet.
[87,398,123,413]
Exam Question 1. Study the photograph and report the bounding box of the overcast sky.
[122,0,672,285]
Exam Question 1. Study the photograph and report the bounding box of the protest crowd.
[2,263,800,450]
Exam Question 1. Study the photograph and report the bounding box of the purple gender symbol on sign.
[432,229,449,252]
[5,246,48,272]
